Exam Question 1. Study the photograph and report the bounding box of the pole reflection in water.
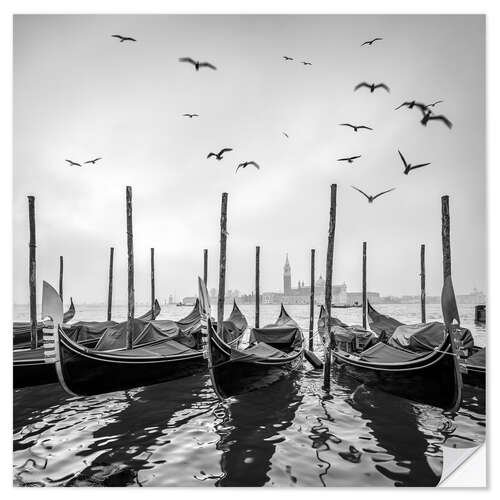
[214,374,303,486]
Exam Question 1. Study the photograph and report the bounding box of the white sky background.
[13,14,485,304]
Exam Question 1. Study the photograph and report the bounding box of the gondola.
[205,304,304,400]
[318,305,463,410]
[13,299,162,389]
[368,302,485,389]
[13,297,75,348]
[43,283,247,396]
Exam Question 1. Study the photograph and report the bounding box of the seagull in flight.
[339,123,373,132]
[337,155,361,164]
[395,100,422,110]
[65,159,82,167]
[398,150,430,175]
[183,113,199,118]
[426,100,444,108]
[179,57,217,71]
[236,161,260,173]
[351,186,395,203]
[111,35,136,43]
[354,82,390,93]
[301,61,312,66]
[282,132,289,138]
[84,157,102,165]
[361,37,383,46]
[207,148,233,160]
[417,105,452,129]
[283,56,294,61]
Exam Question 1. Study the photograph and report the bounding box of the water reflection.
[214,373,303,486]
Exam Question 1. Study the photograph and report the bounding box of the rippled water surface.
[13,303,486,487]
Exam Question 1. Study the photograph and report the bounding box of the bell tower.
[283,254,292,295]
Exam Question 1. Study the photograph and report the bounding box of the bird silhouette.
[65,159,82,167]
[398,150,430,175]
[426,100,444,108]
[301,61,312,66]
[111,35,136,43]
[417,106,452,129]
[207,148,233,160]
[283,56,294,61]
[337,155,361,163]
[179,57,217,71]
[339,123,373,132]
[183,113,199,118]
[395,100,422,110]
[282,132,289,138]
[351,186,395,203]
[354,82,390,93]
[84,157,102,165]
[236,161,260,173]
[361,37,383,46]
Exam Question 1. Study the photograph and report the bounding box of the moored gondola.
[205,302,304,400]
[13,297,76,348]
[367,302,485,389]
[41,283,247,396]
[318,305,463,410]
[14,300,163,389]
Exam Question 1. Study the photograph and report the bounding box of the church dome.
[316,275,326,287]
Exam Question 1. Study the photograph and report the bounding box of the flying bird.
[236,161,260,173]
[361,37,383,46]
[207,148,233,160]
[426,100,444,108]
[395,100,422,110]
[351,186,395,203]
[84,157,102,165]
[337,155,361,164]
[418,106,452,129]
[283,56,294,61]
[398,150,430,175]
[354,82,390,93]
[65,159,82,167]
[282,132,289,138]
[339,123,373,132]
[183,113,199,118]
[111,35,136,43]
[178,57,217,71]
[301,61,312,66]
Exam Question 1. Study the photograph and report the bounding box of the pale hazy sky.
[13,14,485,304]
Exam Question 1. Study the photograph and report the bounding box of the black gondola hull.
[207,321,303,399]
[57,335,207,396]
[331,335,462,410]
[13,358,57,388]
[462,365,485,389]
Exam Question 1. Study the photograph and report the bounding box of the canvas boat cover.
[333,324,374,343]
[230,342,289,362]
[467,347,486,368]
[358,341,427,364]
[94,301,202,351]
[367,301,404,336]
[388,322,445,353]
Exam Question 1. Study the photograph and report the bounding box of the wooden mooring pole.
[107,247,114,321]
[203,249,208,286]
[362,242,367,329]
[323,184,337,392]
[28,196,37,350]
[217,193,228,335]
[420,244,426,323]
[255,246,260,328]
[59,256,63,301]
[442,196,451,280]
[151,248,155,314]
[126,186,135,349]
[309,249,315,351]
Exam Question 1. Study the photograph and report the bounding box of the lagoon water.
[13,303,486,487]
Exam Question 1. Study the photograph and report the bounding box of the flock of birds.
[66,33,453,202]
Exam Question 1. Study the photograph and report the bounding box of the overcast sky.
[13,14,485,304]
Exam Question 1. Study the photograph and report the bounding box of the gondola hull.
[207,321,303,399]
[13,350,57,388]
[331,334,462,410]
[56,332,207,396]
